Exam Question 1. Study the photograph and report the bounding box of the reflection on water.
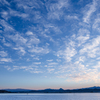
[0,93,100,100]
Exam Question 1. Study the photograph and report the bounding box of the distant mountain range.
[1,86,100,93]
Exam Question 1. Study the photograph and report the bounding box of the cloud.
[0,19,15,32]
[48,62,58,66]
[0,58,12,62]
[46,0,69,20]
[57,46,77,62]
[68,72,100,83]
[47,68,55,73]
[4,42,12,47]
[0,0,10,6]
[65,15,79,20]
[33,62,41,65]
[47,59,53,62]
[80,36,100,58]
[83,0,97,23]
[26,35,40,46]
[11,65,44,74]
[1,8,29,21]
[43,24,62,34]
[13,46,26,55]
[77,35,90,46]
[29,46,49,54]
[26,31,33,36]
[57,62,100,83]
[1,37,12,47]
[8,34,27,45]
[9,9,29,19]
[15,0,42,10]
[1,11,9,20]
[76,28,90,46]
[93,14,100,32]
[93,61,100,69]
[67,67,100,83]
[74,56,86,64]
[0,51,7,57]
[30,70,43,74]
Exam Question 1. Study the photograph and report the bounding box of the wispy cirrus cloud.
[0,0,10,6]
[29,46,49,54]
[93,14,100,32]
[57,46,77,62]
[46,0,69,20]
[0,19,15,32]
[0,58,12,62]
[0,51,7,57]
[80,36,100,58]
[13,46,26,55]
[65,15,79,20]
[1,9,29,21]
[83,0,97,23]
[76,28,90,46]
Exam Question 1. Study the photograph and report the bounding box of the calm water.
[0,93,100,100]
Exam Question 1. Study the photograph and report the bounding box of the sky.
[0,0,100,90]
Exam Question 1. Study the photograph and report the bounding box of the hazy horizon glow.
[0,0,100,89]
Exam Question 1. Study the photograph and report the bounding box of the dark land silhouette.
[1,86,100,93]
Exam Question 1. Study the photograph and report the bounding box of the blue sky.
[0,0,100,90]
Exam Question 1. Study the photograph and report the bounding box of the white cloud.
[13,47,26,55]
[47,68,55,73]
[8,34,27,45]
[57,62,100,83]
[46,0,69,20]
[0,58,12,62]
[4,66,11,70]
[1,37,12,47]
[29,46,49,54]
[83,0,97,23]
[93,14,100,32]
[74,56,86,64]
[9,9,29,19]
[0,19,14,32]
[0,51,7,57]
[47,59,53,62]
[4,42,12,47]
[78,28,90,36]
[48,62,58,66]
[15,0,42,10]
[80,36,100,58]
[97,57,100,60]
[57,46,77,62]
[12,65,43,74]
[93,61,100,68]
[26,31,33,35]
[1,11,9,20]
[1,8,29,20]
[68,70,100,83]
[77,35,90,46]
[27,36,40,46]
[33,62,41,65]
[76,29,90,46]
[0,0,10,6]
[30,70,43,74]
[65,15,78,20]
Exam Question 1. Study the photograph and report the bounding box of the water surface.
[0,93,100,100]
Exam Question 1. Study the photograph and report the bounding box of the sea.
[0,93,100,100]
